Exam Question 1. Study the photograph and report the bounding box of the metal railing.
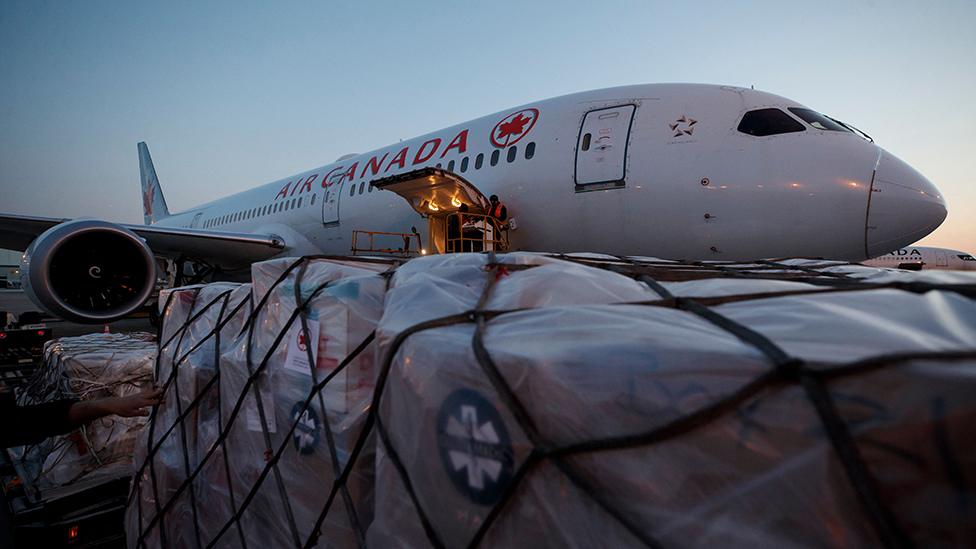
[351,230,423,256]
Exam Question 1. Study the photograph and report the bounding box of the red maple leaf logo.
[143,184,154,217]
[496,113,531,141]
[491,108,539,148]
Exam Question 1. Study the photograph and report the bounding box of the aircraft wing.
[0,212,286,266]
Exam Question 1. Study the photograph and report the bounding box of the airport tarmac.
[0,289,153,337]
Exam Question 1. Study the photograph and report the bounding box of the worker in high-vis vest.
[488,194,508,224]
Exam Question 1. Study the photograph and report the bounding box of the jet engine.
[21,220,157,324]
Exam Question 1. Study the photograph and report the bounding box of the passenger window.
[297,197,303,207]
[448,160,455,172]
[788,108,851,132]
[311,193,317,204]
[460,157,469,172]
[507,146,517,163]
[359,182,365,194]
[350,184,355,197]
[491,150,500,166]
[737,109,805,136]
[525,142,535,159]
[367,184,372,193]
[581,133,591,151]
[436,162,442,168]
[475,153,484,169]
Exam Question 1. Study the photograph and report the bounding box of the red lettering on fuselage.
[291,174,318,196]
[282,126,473,199]
[341,162,359,183]
[412,138,441,165]
[360,153,389,179]
[321,166,345,188]
[440,130,468,158]
[385,147,409,172]
[275,181,291,200]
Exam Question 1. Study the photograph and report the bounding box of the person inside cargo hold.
[0,383,163,448]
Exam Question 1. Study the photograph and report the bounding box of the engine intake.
[22,220,156,323]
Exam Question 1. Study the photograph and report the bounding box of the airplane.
[0,83,947,323]
[864,245,976,271]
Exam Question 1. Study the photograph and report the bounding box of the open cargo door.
[372,168,497,254]
[371,167,490,216]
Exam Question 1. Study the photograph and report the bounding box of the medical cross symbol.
[445,405,504,489]
[437,388,513,505]
[290,402,320,455]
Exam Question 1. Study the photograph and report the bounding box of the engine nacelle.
[21,220,156,324]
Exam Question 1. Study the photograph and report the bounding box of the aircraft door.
[575,104,636,190]
[322,173,345,226]
[935,249,948,267]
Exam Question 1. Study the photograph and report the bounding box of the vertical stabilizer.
[138,142,171,225]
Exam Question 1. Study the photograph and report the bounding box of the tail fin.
[138,142,171,225]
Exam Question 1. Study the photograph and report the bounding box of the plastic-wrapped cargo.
[211,257,389,548]
[368,253,976,548]
[13,332,156,493]
[128,256,393,549]
[127,282,252,549]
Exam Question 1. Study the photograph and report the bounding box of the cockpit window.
[788,108,851,132]
[737,108,805,137]
[958,254,976,261]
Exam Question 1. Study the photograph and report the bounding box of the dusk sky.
[1,1,973,252]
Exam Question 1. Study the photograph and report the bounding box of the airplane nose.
[864,149,947,258]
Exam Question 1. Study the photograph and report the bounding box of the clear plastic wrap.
[127,282,252,549]
[128,257,392,548]
[13,332,156,494]
[367,253,976,548]
[127,253,976,548]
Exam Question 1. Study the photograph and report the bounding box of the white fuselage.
[865,246,976,271]
[153,84,946,261]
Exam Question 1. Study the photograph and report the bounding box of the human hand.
[106,387,164,417]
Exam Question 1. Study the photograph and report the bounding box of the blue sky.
[1,0,974,250]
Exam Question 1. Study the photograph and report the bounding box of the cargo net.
[13,332,156,495]
[127,254,976,548]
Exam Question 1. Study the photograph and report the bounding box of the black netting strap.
[549,369,782,457]
[130,290,246,500]
[637,274,674,299]
[302,312,472,549]
[293,261,366,549]
[467,263,664,549]
[208,330,377,548]
[137,287,254,548]
[145,286,199,549]
[673,297,911,549]
[136,257,342,546]
[136,294,312,545]
[210,293,250,549]
[373,413,447,549]
[756,259,855,279]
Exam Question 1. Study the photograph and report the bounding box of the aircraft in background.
[864,246,976,271]
[0,83,947,323]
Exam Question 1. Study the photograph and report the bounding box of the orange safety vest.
[490,202,507,220]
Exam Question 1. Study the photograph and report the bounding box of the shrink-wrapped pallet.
[127,282,252,549]
[128,256,392,549]
[212,257,389,548]
[13,332,156,492]
[368,253,976,548]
